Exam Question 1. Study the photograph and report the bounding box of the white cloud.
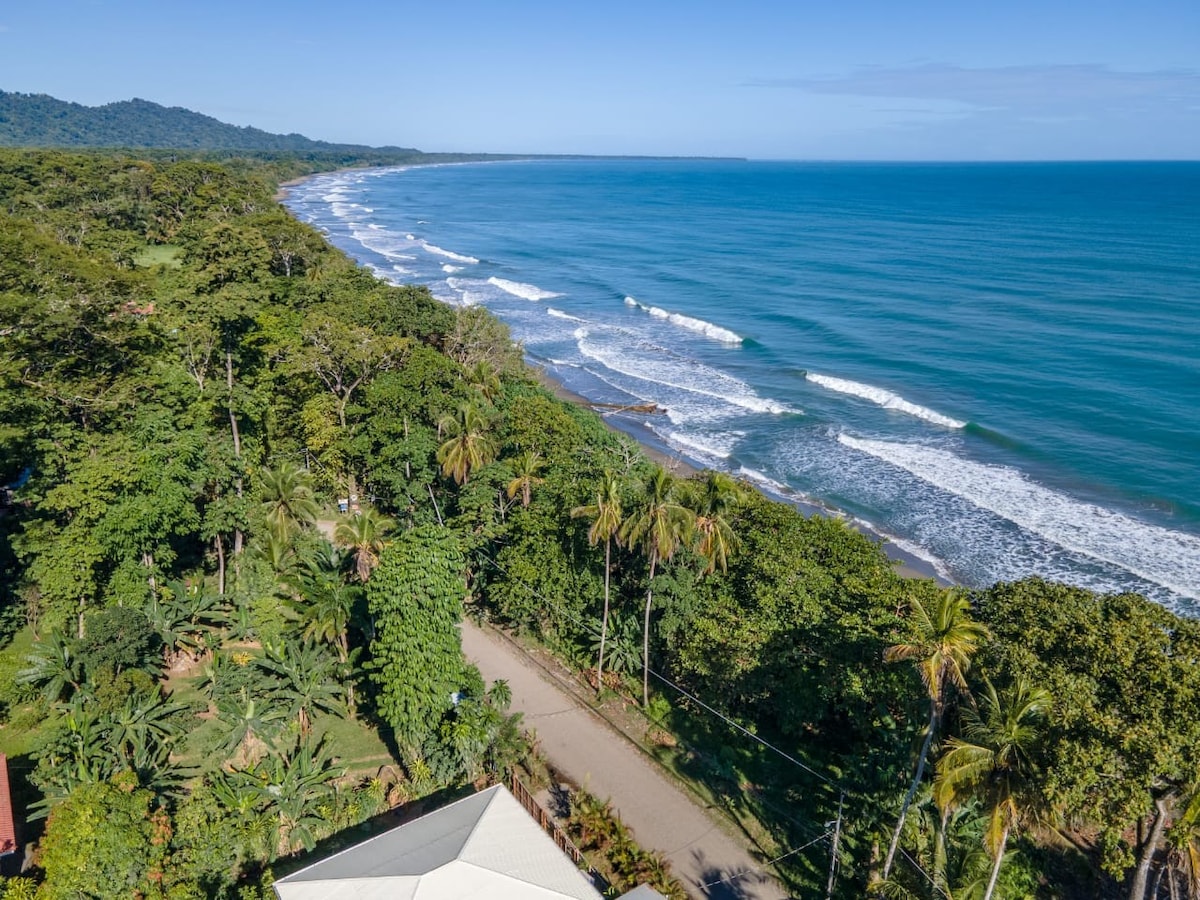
[747,64,1200,115]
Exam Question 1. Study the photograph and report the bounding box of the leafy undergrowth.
[567,788,687,900]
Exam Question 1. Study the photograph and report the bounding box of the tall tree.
[258,460,319,541]
[934,676,1052,900]
[333,507,394,582]
[620,467,694,707]
[436,401,498,486]
[505,449,545,509]
[974,579,1200,899]
[687,471,746,576]
[367,525,467,753]
[295,314,410,430]
[572,470,624,694]
[880,588,990,882]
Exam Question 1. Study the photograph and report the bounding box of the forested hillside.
[0,91,423,153]
[0,149,1196,900]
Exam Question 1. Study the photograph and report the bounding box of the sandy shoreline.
[529,367,946,583]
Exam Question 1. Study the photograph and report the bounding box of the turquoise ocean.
[285,160,1200,615]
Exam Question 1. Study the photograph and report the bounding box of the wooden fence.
[509,772,607,891]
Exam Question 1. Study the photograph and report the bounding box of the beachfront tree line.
[0,149,1196,899]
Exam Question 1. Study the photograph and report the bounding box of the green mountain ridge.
[0,90,421,153]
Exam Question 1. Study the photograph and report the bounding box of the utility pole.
[826,792,845,900]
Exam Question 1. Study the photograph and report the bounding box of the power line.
[697,830,832,890]
[477,552,839,788]
[472,547,951,893]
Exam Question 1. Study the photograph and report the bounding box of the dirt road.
[460,620,792,900]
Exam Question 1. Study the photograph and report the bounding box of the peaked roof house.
[273,784,666,900]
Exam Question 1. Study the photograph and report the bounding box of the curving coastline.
[528,365,947,583]
[282,160,1200,613]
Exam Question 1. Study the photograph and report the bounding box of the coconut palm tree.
[291,563,359,664]
[619,467,695,707]
[572,470,624,694]
[687,471,746,576]
[259,460,320,540]
[334,507,394,582]
[934,676,1052,900]
[467,360,502,403]
[880,589,990,882]
[436,401,498,485]
[505,450,545,508]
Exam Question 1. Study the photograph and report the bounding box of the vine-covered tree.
[367,525,468,753]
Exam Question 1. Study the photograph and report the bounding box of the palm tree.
[291,564,359,664]
[333,507,394,582]
[251,529,302,587]
[436,401,498,485]
[572,470,624,694]
[467,360,502,403]
[934,676,1052,900]
[1166,779,1200,900]
[880,589,990,882]
[687,471,746,576]
[506,450,545,508]
[146,581,222,666]
[259,460,320,540]
[18,631,82,703]
[620,467,695,707]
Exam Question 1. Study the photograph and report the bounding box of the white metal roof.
[274,784,603,900]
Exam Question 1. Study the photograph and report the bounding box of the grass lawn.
[311,713,397,778]
[0,626,57,758]
[132,243,182,268]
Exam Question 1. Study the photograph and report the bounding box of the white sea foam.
[736,466,794,496]
[487,277,561,301]
[349,225,420,263]
[625,297,743,344]
[547,308,585,322]
[421,242,479,264]
[665,431,735,460]
[837,435,1200,601]
[406,233,416,240]
[807,373,966,429]
[445,278,486,306]
[576,333,794,417]
[442,264,462,273]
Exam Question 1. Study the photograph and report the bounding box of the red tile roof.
[0,754,17,855]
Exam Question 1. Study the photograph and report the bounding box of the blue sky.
[1,0,1196,159]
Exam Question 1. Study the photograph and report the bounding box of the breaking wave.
[624,297,743,344]
[807,373,966,429]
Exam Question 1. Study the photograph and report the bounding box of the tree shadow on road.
[689,848,788,900]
